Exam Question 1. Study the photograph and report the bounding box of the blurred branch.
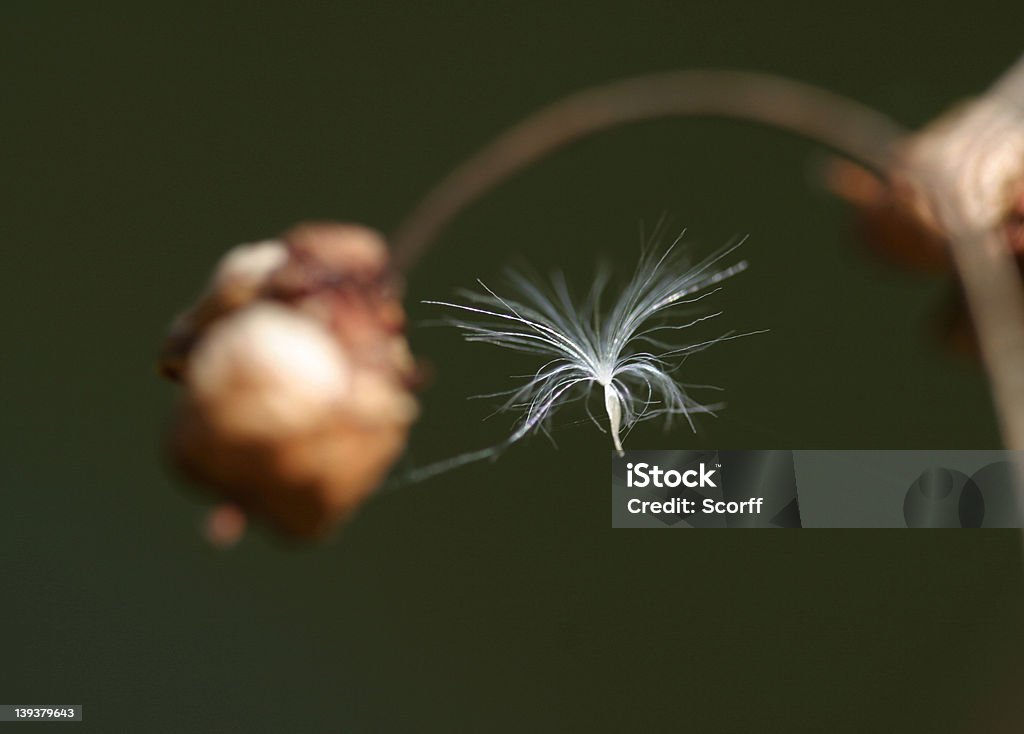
[391,70,907,270]
[991,52,1024,112]
[908,53,1024,450]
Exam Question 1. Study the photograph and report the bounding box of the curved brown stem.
[391,69,907,270]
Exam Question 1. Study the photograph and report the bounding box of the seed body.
[604,382,624,456]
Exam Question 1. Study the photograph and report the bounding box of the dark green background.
[3,3,1023,731]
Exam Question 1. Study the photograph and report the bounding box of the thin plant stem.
[928,177,1024,451]
[990,52,1024,112]
[911,52,1024,454]
[391,69,907,270]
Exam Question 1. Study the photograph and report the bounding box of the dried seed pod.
[829,95,1024,354]
[161,223,419,540]
[831,95,1024,271]
[160,240,290,380]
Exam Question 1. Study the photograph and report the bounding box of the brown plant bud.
[828,95,1024,355]
[160,223,419,540]
[830,95,1024,271]
[160,240,290,380]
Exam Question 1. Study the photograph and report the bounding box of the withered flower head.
[160,223,418,540]
[828,94,1024,354]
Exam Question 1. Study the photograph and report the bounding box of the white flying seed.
[410,232,760,481]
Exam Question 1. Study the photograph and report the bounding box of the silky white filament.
[405,232,760,482]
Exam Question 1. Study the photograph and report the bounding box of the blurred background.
[3,2,1024,731]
